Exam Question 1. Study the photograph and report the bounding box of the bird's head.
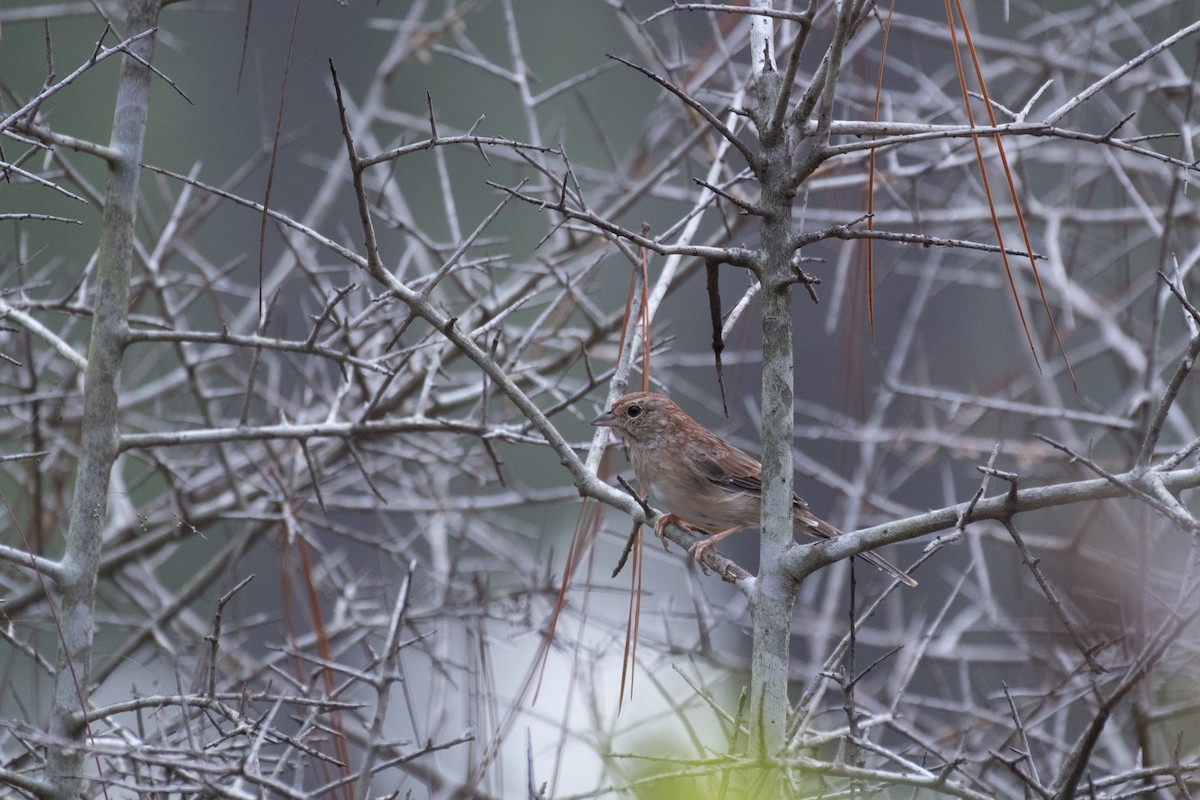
[591,392,687,447]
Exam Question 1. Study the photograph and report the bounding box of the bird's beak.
[591,409,617,428]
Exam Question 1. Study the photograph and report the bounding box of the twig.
[1002,518,1107,674]
[205,575,255,698]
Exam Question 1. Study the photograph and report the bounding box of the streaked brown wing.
[689,442,763,495]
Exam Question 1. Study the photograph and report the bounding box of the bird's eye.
[626,404,642,418]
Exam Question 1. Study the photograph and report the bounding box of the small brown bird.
[592,392,917,586]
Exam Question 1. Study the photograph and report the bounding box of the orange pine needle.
[951,0,1077,391]
[944,2,1043,375]
[640,238,652,391]
[617,524,644,712]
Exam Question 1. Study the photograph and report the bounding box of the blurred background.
[3,1,1200,797]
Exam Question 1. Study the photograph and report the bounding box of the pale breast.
[631,446,758,533]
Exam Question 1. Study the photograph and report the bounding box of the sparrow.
[592,391,917,586]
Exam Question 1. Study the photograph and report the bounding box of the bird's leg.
[652,513,693,552]
[687,526,743,574]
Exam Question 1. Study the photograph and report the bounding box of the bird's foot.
[652,513,691,552]
[686,538,715,575]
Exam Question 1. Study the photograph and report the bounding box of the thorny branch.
[3,3,1200,799]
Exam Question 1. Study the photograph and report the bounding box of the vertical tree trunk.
[44,1,160,795]
[749,16,799,763]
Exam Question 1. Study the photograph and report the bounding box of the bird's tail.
[859,550,918,587]
[797,509,918,588]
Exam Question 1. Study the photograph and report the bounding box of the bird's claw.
[686,538,714,575]
[652,513,677,552]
